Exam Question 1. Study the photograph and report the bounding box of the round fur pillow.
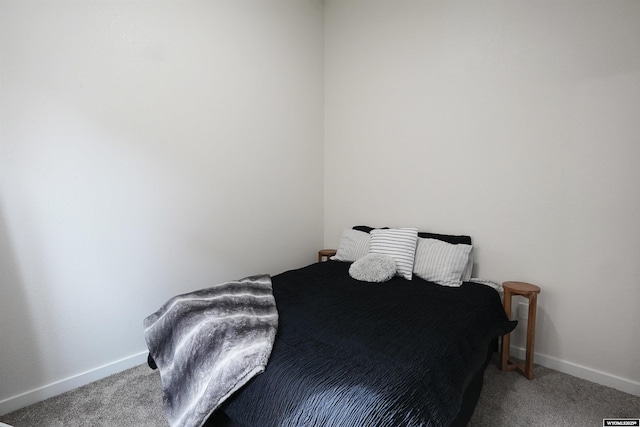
[349,253,397,283]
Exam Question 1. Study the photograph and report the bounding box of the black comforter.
[219,260,516,427]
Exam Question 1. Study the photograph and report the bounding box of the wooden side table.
[318,249,337,262]
[500,281,541,380]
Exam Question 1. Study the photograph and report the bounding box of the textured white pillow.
[349,253,397,282]
[413,238,473,287]
[331,229,371,262]
[462,248,474,281]
[369,228,418,280]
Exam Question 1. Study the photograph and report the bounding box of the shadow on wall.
[0,206,43,414]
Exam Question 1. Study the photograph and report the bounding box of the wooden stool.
[318,249,337,262]
[500,281,541,380]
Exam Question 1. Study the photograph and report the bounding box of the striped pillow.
[369,228,418,280]
[331,229,371,262]
[413,238,473,287]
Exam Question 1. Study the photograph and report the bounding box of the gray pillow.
[413,238,473,287]
[331,229,371,262]
[349,253,397,283]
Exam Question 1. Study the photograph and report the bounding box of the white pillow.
[369,228,418,280]
[331,229,371,262]
[349,253,397,282]
[462,248,474,281]
[413,238,473,287]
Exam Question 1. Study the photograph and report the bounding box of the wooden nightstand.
[500,281,541,380]
[318,249,336,262]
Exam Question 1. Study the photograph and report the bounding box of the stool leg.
[524,292,538,379]
[500,290,513,371]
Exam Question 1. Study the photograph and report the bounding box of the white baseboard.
[0,350,148,416]
[509,345,640,397]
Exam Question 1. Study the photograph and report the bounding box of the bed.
[145,226,516,427]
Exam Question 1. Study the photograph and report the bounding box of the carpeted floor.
[470,357,640,426]
[1,356,639,426]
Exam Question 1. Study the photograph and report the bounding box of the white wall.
[0,0,324,413]
[324,1,640,394]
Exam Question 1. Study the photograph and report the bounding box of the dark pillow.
[352,225,388,233]
[416,232,472,245]
[352,225,472,245]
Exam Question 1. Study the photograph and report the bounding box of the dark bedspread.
[220,261,516,427]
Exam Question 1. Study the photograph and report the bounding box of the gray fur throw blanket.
[144,275,278,427]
